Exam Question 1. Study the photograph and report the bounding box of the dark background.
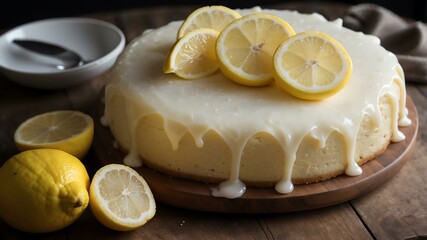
[1,0,426,29]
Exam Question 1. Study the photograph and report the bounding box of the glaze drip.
[103,8,411,199]
[123,104,143,167]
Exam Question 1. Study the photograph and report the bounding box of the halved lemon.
[273,31,352,100]
[89,164,156,231]
[14,110,94,159]
[164,28,219,79]
[216,13,295,86]
[177,5,241,39]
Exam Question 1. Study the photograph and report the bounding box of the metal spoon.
[12,39,88,70]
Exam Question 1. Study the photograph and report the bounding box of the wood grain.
[66,201,373,240]
[92,96,418,214]
[350,85,427,240]
[1,2,426,239]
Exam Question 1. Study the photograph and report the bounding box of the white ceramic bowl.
[0,18,125,89]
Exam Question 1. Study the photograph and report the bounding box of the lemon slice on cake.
[216,13,295,86]
[177,5,241,39]
[14,110,94,159]
[273,31,352,100]
[89,164,156,231]
[164,28,219,79]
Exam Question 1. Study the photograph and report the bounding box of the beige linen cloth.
[343,3,427,83]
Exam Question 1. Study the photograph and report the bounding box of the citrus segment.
[89,164,156,231]
[177,5,241,39]
[216,13,295,86]
[14,110,94,159]
[273,31,352,100]
[0,149,89,233]
[164,28,220,79]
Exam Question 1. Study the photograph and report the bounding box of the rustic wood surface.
[0,2,426,239]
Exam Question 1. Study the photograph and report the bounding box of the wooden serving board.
[91,96,418,214]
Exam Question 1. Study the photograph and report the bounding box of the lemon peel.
[89,164,156,231]
[177,5,241,39]
[164,28,220,79]
[273,31,352,100]
[216,13,295,86]
[14,110,94,159]
[0,149,89,233]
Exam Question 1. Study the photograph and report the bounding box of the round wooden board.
[91,96,418,213]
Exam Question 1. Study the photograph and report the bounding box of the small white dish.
[0,18,125,89]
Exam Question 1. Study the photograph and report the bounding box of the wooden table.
[1,2,426,239]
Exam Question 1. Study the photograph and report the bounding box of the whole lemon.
[0,149,90,233]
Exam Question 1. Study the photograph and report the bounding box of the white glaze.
[103,8,410,198]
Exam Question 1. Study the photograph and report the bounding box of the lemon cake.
[102,7,411,198]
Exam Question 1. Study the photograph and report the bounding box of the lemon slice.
[14,110,94,159]
[177,5,241,39]
[164,28,219,79]
[216,13,295,86]
[273,31,352,100]
[89,164,156,231]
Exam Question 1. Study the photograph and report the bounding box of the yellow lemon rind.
[273,31,352,100]
[89,164,156,231]
[164,28,220,80]
[0,149,89,233]
[13,110,94,159]
[177,5,241,39]
[216,13,296,87]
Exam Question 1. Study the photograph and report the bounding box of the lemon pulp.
[216,13,295,86]
[89,164,156,231]
[273,31,352,100]
[164,28,220,79]
[177,5,241,39]
[14,110,94,159]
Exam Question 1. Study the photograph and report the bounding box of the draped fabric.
[343,3,427,83]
